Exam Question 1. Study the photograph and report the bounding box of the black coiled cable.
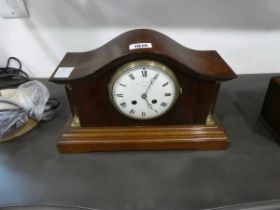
[0,57,30,89]
[0,57,60,122]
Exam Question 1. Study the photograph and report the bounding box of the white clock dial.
[109,60,181,120]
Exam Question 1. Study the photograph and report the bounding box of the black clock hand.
[142,94,158,113]
[144,77,155,95]
[141,73,159,101]
[144,73,159,96]
[141,73,159,113]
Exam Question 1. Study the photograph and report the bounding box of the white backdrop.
[0,0,280,77]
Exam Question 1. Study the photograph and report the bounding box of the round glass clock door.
[109,60,181,120]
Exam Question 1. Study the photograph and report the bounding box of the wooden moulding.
[58,117,229,153]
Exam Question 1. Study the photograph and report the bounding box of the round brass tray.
[0,88,38,142]
[1,118,38,142]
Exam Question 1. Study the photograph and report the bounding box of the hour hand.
[147,102,158,113]
[141,94,158,113]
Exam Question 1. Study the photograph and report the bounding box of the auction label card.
[54,67,75,78]
[129,43,152,50]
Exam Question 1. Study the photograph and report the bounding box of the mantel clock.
[50,29,236,153]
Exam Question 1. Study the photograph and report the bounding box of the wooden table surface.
[0,74,280,210]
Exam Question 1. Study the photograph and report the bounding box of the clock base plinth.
[57,117,230,153]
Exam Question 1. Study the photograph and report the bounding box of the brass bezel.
[108,60,182,120]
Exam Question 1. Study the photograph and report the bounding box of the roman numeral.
[164,93,171,96]
[129,73,135,80]
[120,102,126,108]
[162,82,169,87]
[142,112,146,117]
[129,109,135,115]
[153,73,159,80]
[119,83,126,87]
[161,102,167,107]
[142,70,147,77]
[116,94,123,97]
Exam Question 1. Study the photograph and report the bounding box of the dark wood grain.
[69,56,218,127]
[260,76,280,142]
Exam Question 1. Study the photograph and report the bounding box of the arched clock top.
[50,29,236,84]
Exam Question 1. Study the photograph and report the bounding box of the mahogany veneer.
[261,76,280,142]
[50,29,236,153]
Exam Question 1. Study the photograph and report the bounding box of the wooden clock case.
[260,76,280,142]
[50,29,236,153]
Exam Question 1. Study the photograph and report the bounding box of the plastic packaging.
[17,80,49,121]
[0,80,49,139]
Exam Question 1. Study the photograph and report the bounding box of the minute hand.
[144,74,158,95]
